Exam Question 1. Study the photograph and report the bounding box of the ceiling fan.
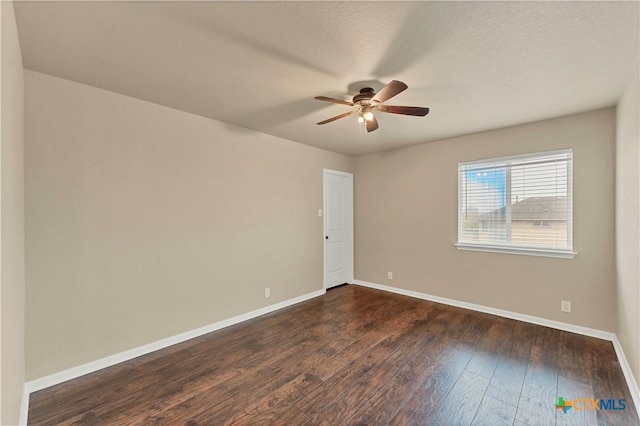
[314,80,429,132]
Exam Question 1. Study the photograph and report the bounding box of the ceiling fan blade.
[365,116,379,132]
[377,105,430,116]
[317,110,356,125]
[371,80,408,104]
[314,96,354,107]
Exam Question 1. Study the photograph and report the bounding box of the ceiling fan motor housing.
[353,87,379,107]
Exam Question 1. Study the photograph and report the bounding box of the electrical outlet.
[561,300,571,313]
[265,288,270,298]
[387,272,393,280]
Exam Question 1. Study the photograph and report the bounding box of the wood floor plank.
[484,319,536,407]
[272,405,311,426]
[172,372,312,425]
[466,351,500,379]
[344,364,421,425]
[344,347,446,425]
[589,339,639,426]
[27,285,639,426]
[293,333,409,416]
[387,348,473,425]
[471,395,517,426]
[138,383,233,425]
[308,318,438,423]
[485,357,527,407]
[430,370,490,425]
[515,326,562,426]
[207,373,322,425]
[515,364,558,426]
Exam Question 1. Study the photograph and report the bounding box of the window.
[456,149,574,258]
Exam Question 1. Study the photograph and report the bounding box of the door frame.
[323,169,354,289]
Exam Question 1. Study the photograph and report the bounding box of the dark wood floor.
[29,285,638,425]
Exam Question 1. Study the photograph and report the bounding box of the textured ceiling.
[14,1,640,156]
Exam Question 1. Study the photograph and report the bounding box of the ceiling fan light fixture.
[363,110,374,121]
[357,115,365,123]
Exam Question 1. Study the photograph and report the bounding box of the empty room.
[1,1,640,425]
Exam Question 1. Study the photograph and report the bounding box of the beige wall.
[355,108,616,331]
[616,62,640,385]
[1,1,26,424]
[24,70,353,380]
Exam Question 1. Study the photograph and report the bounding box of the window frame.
[455,149,576,259]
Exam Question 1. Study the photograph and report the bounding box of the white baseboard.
[23,289,325,399]
[612,335,640,416]
[352,279,640,418]
[19,385,30,425]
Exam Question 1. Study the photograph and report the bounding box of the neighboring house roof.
[482,196,568,221]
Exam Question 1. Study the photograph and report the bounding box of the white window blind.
[457,149,573,257]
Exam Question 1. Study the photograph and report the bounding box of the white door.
[323,169,353,289]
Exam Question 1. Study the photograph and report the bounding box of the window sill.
[455,243,576,259]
